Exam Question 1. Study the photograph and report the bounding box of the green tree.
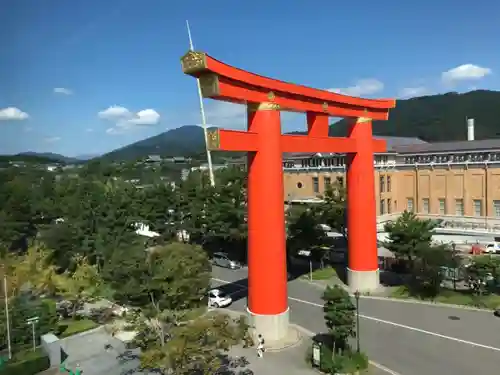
[322,285,356,355]
[466,255,500,296]
[384,211,453,297]
[103,245,152,307]
[5,245,60,297]
[139,313,249,375]
[383,211,435,269]
[317,182,347,239]
[147,242,211,311]
[105,242,211,311]
[56,256,102,317]
[286,205,327,266]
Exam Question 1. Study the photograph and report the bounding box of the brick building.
[283,134,500,221]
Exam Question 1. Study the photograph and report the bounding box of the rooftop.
[283,136,500,159]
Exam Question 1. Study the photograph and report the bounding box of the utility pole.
[3,275,12,359]
[186,20,215,187]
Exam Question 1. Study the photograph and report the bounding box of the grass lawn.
[57,318,98,338]
[390,285,500,309]
[301,266,339,281]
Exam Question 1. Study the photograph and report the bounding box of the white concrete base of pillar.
[246,306,289,342]
[347,268,380,293]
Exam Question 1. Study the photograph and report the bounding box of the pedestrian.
[256,334,265,358]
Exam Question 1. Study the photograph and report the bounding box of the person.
[256,334,265,358]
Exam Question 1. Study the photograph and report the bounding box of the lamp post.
[354,290,361,353]
[2,272,12,360]
[26,316,40,352]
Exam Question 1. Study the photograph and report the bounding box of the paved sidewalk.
[227,339,315,375]
[228,336,389,375]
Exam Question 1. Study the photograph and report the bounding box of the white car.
[484,242,500,254]
[208,288,232,308]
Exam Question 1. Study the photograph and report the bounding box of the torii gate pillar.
[246,102,289,340]
[346,117,380,291]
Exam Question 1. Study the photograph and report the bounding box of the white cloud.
[105,127,120,135]
[0,107,30,121]
[99,106,161,134]
[328,79,384,97]
[442,64,491,83]
[399,86,431,98]
[86,128,93,132]
[44,136,61,143]
[98,106,132,120]
[128,109,160,125]
[53,87,73,95]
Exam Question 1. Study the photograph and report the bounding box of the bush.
[0,348,50,375]
[0,295,58,350]
[317,345,369,374]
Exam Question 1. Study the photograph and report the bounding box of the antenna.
[186,20,215,187]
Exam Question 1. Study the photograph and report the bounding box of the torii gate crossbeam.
[181,51,396,342]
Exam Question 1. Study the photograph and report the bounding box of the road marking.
[211,277,500,353]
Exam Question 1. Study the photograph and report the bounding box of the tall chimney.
[467,118,475,141]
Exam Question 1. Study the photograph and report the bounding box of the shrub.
[318,345,369,374]
[0,295,58,350]
[0,348,50,375]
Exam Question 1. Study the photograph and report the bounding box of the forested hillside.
[328,90,500,141]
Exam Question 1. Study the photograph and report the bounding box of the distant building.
[145,155,162,162]
[283,125,500,227]
[164,156,192,164]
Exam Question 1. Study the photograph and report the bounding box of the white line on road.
[212,277,500,354]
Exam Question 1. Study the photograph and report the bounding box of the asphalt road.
[211,266,500,375]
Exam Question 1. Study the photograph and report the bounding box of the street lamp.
[354,290,361,353]
[26,316,40,352]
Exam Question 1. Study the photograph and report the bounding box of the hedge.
[0,348,50,375]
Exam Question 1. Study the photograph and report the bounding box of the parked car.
[208,288,232,308]
[494,308,500,317]
[211,252,241,269]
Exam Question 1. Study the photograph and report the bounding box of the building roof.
[393,139,500,154]
[374,136,427,151]
[283,136,426,159]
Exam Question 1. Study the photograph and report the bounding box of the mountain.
[99,125,208,161]
[18,152,81,164]
[101,90,500,161]
[74,154,100,161]
[326,90,500,141]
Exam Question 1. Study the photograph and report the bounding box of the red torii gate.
[181,51,395,342]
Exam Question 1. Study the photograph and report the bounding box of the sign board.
[61,347,69,364]
[312,343,321,367]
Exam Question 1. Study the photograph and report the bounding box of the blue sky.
[1,0,499,157]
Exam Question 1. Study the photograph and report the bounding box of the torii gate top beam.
[181,51,396,121]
